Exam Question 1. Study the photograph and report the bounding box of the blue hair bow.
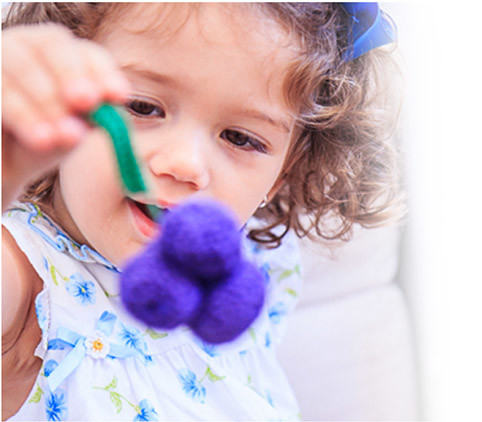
[341,3,397,61]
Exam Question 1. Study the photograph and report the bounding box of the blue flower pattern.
[265,331,272,348]
[200,342,218,357]
[268,302,288,324]
[45,389,68,421]
[44,360,59,377]
[260,262,271,285]
[178,369,206,403]
[118,324,145,350]
[35,295,48,334]
[266,390,274,407]
[134,399,159,421]
[118,323,153,364]
[66,273,96,305]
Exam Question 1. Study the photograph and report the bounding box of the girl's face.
[55,4,296,266]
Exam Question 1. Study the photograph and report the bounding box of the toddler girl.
[2,3,401,421]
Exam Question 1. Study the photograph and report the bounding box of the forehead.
[105,3,285,41]
[97,3,299,111]
[98,3,297,67]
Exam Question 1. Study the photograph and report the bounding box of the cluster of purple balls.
[120,199,266,344]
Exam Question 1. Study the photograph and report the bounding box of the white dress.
[3,202,302,421]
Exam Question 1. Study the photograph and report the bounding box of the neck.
[51,181,90,247]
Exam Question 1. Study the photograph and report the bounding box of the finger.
[4,26,92,147]
[3,36,68,124]
[17,24,101,112]
[2,73,57,151]
[77,39,131,104]
[3,73,88,151]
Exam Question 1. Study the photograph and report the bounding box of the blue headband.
[341,2,397,61]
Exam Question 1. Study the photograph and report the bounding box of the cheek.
[220,160,285,226]
[59,131,123,235]
[63,131,117,191]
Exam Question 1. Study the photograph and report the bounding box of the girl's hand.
[1,23,130,209]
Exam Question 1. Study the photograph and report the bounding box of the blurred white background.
[279,3,482,421]
[387,2,482,420]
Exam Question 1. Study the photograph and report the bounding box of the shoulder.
[246,229,301,270]
[2,225,44,419]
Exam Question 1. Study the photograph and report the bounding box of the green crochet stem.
[89,103,161,220]
[90,103,146,194]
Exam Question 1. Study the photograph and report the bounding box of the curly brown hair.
[3,2,404,247]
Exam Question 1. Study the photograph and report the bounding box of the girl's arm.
[2,226,44,419]
[2,226,34,344]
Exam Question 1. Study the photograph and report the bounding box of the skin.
[2,3,297,418]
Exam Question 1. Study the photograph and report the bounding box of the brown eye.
[127,99,165,118]
[220,129,267,153]
[222,129,249,146]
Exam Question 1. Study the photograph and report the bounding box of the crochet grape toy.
[90,103,265,344]
[120,199,266,344]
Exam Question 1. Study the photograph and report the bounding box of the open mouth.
[127,198,168,238]
[132,200,166,222]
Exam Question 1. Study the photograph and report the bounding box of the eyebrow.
[232,107,291,134]
[121,64,291,133]
[121,64,186,92]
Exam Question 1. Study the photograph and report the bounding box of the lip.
[126,198,159,239]
[157,199,176,209]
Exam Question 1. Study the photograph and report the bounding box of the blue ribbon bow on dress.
[46,311,146,392]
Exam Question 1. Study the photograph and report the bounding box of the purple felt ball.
[188,259,265,344]
[160,199,242,283]
[120,245,202,329]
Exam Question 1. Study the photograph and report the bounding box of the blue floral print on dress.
[200,342,218,357]
[246,237,263,256]
[4,204,303,420]
[260,263,271,285]
[44,360,59,377]
[265,331,272,348]
[178,369,206,403]
[35,295,48,333]
[134,399,160,421]
[268,302,288,324]
[93,376,161,418]
[66,273,96,305]
[266,390,274,407]
[118,323,144,350]
[118,323,153,364]
[45,389,68,421]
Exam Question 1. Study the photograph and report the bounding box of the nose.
[147,131,210,191]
